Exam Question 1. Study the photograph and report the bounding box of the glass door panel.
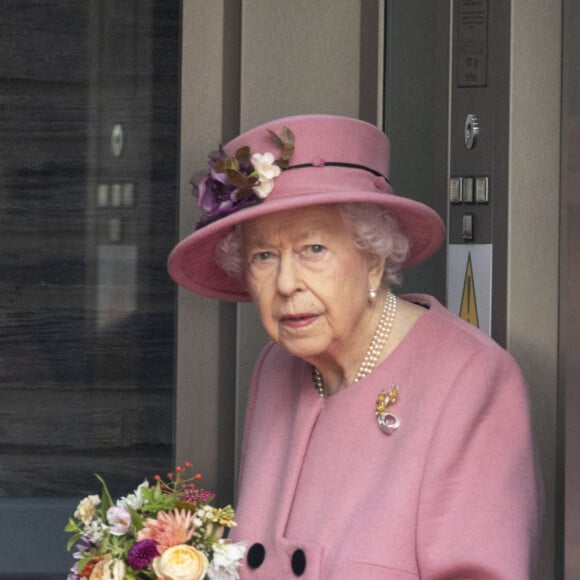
[0,1,179,576]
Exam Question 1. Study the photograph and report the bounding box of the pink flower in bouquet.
[137,509,196,554]
[106,506,131,536]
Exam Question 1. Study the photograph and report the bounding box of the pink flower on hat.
[251,152,281,198]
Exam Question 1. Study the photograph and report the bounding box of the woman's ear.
[366,253,386,291]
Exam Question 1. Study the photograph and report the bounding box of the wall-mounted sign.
[447,243,492,335]
[457,0,489,87]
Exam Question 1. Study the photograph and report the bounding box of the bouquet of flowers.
[65,462,246,580]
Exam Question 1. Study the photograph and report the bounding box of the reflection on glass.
[0,0,179,498]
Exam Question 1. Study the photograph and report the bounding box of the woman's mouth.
[280,313,319,329]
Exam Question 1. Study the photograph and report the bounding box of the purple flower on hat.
[196,148,234,214]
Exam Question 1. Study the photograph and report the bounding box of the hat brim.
[168,189,445,302]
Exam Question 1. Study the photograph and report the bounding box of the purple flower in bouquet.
[127,539,159,570]
[71,537,96,562]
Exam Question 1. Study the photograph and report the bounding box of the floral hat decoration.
[168,114,445,301]
[195,127,295,229]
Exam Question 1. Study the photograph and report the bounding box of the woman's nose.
[276,254,302,296]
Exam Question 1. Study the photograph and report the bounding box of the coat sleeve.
[416,347,542,579]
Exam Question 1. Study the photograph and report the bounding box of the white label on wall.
[447,244,493,336]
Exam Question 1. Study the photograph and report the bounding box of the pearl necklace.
[312,291,397,398]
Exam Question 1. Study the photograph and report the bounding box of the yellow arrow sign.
[459,252,479,327]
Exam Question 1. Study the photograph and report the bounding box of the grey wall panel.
[239,0,364,130]
[177,0,239,504]
[561,1,580,577]
[508,1,561,577]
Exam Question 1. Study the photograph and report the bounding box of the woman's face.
[241,205,384,367]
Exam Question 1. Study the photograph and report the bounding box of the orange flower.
[137,509,196,554]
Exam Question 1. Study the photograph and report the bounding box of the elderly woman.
[168,115,541,579]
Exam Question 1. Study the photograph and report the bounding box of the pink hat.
[168,114,445,302]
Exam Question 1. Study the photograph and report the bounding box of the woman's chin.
[277,336,327,364]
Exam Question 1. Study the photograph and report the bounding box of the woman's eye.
[307,244,326,255]
[252,251,273,263]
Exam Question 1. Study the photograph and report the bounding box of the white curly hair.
[216,202,410,287]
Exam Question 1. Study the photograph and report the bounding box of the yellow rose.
[152,544,209,580]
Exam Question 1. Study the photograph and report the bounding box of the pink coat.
[230,296,541,579]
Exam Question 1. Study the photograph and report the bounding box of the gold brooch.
[375,386,400,434]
